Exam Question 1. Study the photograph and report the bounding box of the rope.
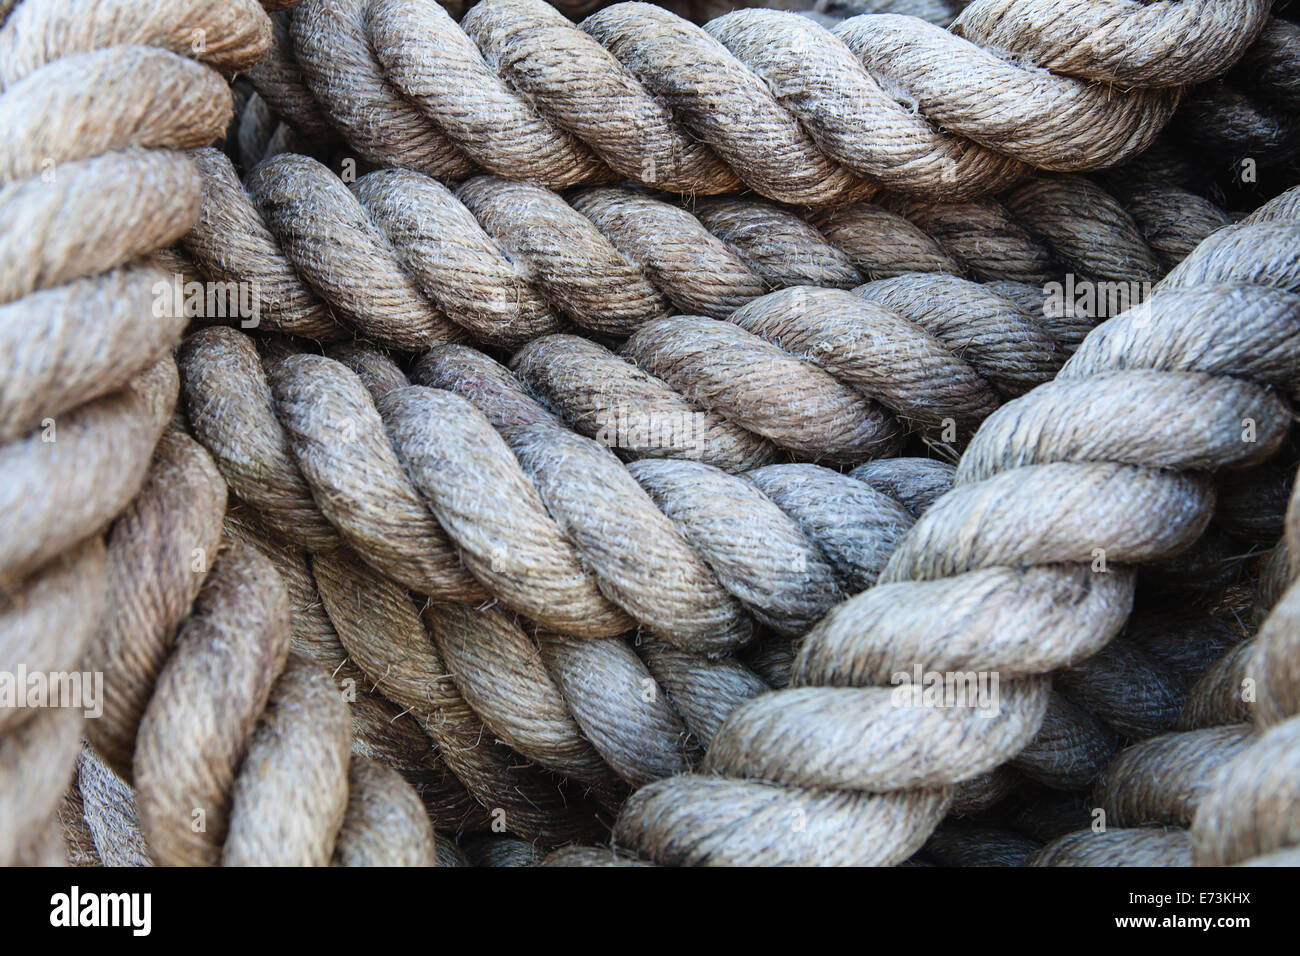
[0,0,444,868]
[221,502,491,834]
[0,0,269,865]
[181,312,1190,827]
[180,330,999,825]
[1175,16,1300,172]
[546,185,1300,866]
[270,0,1267,203]
[61,425,439,865]
[183,146,1232,394]
[1028,454,1300,867]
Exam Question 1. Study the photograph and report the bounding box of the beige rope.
[0,0,403,867]
[221,502,492,833]
[71,427,438,865]
[180,319,1143,820]
[186,146,1232,365]
[274,0,1268,202]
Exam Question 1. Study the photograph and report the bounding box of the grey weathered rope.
[181,149,1234,473]
[1029,828,1194,867]
[182,327,939,648]
[177,329,1045,816]
[180,327,1116,809]
[923,823,1041,867]
[1029,463,1300,867]
[312,547,613,843]
[279,0,1262,203]
[186,161,1070,461]
[1188,463,1300,865]
[67,746,153,867]
[549,186,1300,866]
[949,1,1270,88]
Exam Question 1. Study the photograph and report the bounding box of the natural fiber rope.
[1029,446,1300,866]
[175,134,1249,832]
[180,327,954,647]
[270,0,1270,203]
[221,501,493,833]
[179,330,1004,826]
[691,4,1300,201]
[0,0,314,866]
[1187,463,1300,865]
[527,184,1300,866]
[56,424,439,865]
[180,320,1159,823]
[10,0,1284,868]
[183,146,1231,412]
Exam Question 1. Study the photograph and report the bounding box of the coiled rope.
[70,427,438,865]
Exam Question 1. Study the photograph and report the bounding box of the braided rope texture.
[173,2,1287,861]
[1028,387,1300,866]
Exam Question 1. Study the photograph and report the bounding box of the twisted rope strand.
[187,148,1229,368]
[575,185,1300,866]
[280,0,1256,202]
[78,426,439,865]
[177,328,995,824]
[220,502,491,832]
[181,319,1124,819]
[0,0,278,865]
[1029,453,1300,866]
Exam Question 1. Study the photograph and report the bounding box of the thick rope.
[179,331,979,818]
[182,149,1244,477]
[221,502,492,833]
[1028,450,1300,866]
[535,186,1300,866]
[272,0,1270,203]
[187,146,1232,360]
[181,321,1149,822]
[0,0,328,866]
[1175,16,1300,173]
[67,426,438,865]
